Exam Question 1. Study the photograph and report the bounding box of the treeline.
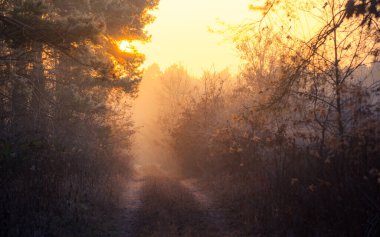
[156,1,380,236]
[0,1,158,236]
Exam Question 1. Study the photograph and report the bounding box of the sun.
[118,40,134,53]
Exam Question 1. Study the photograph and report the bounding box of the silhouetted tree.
[346,0,380,26]
[0,0,159,236]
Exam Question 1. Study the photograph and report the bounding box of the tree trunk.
[30,42,46,135]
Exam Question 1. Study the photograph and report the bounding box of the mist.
[2,0,380,236]
[131,64,173,173]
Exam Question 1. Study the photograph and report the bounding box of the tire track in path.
[117,175,145,237]
[180,178,236,237]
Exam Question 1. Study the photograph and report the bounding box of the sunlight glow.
[138,0,260,76]
[118,40,135,53]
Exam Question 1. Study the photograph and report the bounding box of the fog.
[131,64,178,176]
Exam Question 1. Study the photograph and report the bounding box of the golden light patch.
[118,40,134,53]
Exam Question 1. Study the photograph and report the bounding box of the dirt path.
[114,176,145,237]
[180,179,234,237]
[115,174,237,237]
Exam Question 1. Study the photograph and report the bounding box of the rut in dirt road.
[180,179,235,237]
[115,176,145,237]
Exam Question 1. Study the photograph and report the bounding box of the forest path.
[115,170,236,237]
[115,175,145,237]
[180,178,234,236]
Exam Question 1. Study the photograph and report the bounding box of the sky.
[136,0,258,76]
[131,0,261,167]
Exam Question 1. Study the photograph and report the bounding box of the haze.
[2,0,379,236]
[138,0,258,76]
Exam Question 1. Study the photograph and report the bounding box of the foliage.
[162,0,380,235]
[0,0,158,236]
[346,0,380,26]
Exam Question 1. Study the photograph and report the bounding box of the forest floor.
[113,170,240,237]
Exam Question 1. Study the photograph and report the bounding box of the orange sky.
[135,0,259,76]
